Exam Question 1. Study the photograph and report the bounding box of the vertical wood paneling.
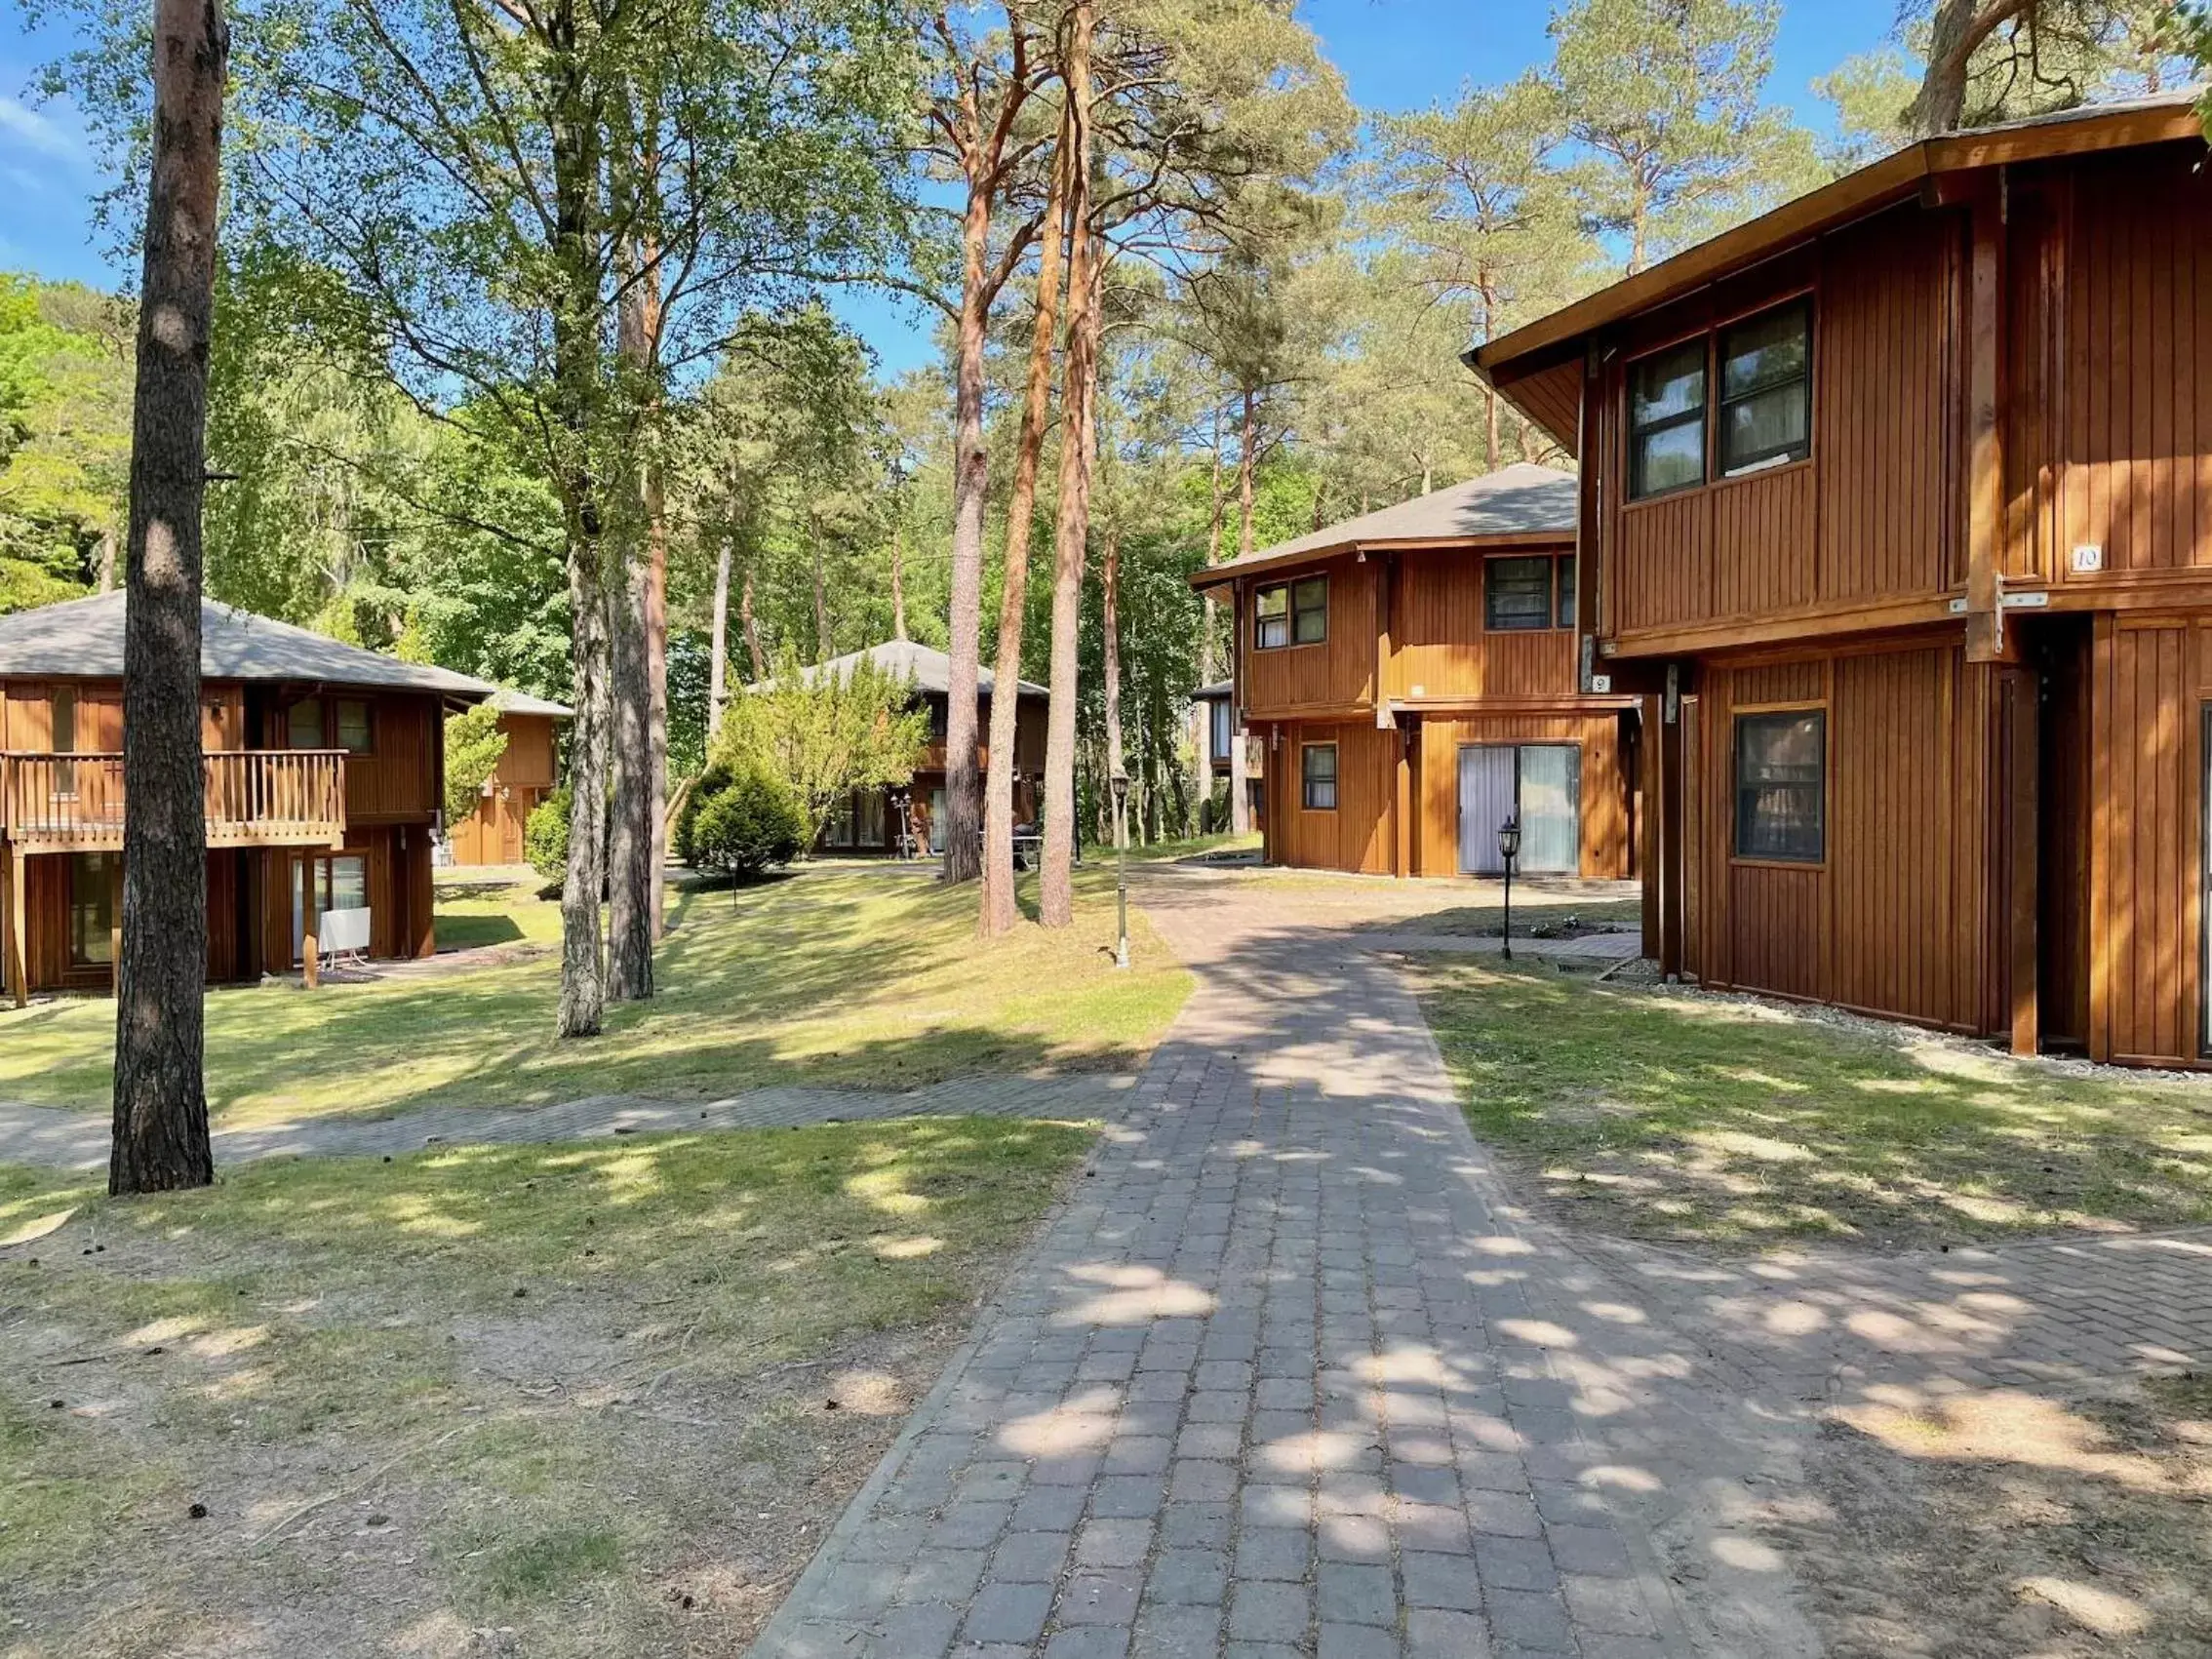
[2057,146,2212,580]
[1613,491,1713,633]
[1709,466,1815,617]
[1410,713,1629,879]
[1243,557,1378,717]
[1386,549,1579,700]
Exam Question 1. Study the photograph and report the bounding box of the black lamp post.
[1111,768,1131,970]
[1497,815,1521,963]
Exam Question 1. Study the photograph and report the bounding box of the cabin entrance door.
[1458,743,1582,878]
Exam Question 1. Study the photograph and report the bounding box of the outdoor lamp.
[1111,769,1131,970]
[1497,815,1521,963]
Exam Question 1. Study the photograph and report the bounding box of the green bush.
[672,764,731,867]
[680,764,807,881]
[525,786,571,888]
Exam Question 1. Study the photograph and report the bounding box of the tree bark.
[708,534,731,738]
[810,510,833,662]
[1237,386,1258,555]
[1910,0,2030,137]
[942,164,995,885]
[606,248,656,1004]
[741,563,767,680]
[1039,2,1096,929]
[550,18,608,1041]
[1102,525,1123,788]
[111,0,226,1197]
[982,103,1072,938]
[646,445,667,941]
[890,512,909,641]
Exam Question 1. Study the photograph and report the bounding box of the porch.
[0,749,348,853]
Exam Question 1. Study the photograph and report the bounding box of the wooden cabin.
[0,591,495,1003]
[758,641,1047,856]
[447,689,572,867]
[1191,464,1639,878]
[1475,91,2212,1068]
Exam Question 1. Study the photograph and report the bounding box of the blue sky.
[0,0,1897,371]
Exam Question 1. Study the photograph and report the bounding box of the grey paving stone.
[1228,1580,1311,1644]
[989,1530,1071,1583]
[1235,1525,1312,1582]
[1058,1568,1144,1626]
[1316,1560,1396,1626]
[963,1580,1053,1645]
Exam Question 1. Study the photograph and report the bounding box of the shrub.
[526,786,571,887]
[672,764,731,867]
[681,764,807,881]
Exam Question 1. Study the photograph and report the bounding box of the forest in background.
[0,0,2195,831]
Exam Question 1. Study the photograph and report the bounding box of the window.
[1253,585,1288,649]
[288,697,326,750]
[1718,302,1811,476]
[928,696,949,741]
[1457,745,1582,876]
[291,853,369,964]
[825,793,856,849]
[1734,709,1826,863]
[1300,742,1338,811]
[1485,556,1556,631]
[856,788,887,847]
[51,685,78,797]
[335,699,373,754]
[1290,576,1327,645]
[67,853,115,969]
[1556,556,1577,629]
[1210,699,1233,765]
[1629,338,1709,499]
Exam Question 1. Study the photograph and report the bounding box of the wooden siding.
[1386,550,1580,702]
[452,711,561,866]
[1242,556,1378,718]
[1691,640,1998,1032]
[1602,204,1958,644]
[2087,616,2206,1065]
[493,713,560,789]
[1263,721,1395,874]
[2052,146,2212,590]
[337,695,439,823]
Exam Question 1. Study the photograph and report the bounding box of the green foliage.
[442,703,511,829]
[0,274,130,612]
[525,788,571,888]
[676,762,808,880]
[712,651,929,846]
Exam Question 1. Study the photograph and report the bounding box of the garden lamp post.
[1497,815,1521,963]
[1111,768,1130,970]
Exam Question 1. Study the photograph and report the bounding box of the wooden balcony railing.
[0,750,347,850]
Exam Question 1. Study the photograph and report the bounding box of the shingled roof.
[1190,463,1576,590]
[760,639,1048,699]
[0,591,498,699]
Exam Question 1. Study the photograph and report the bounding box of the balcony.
[0,750,347,852]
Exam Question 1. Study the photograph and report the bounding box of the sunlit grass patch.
[0,869,1191,1126]
[2,1115,1091,1654]
[1413,960,2212,1251]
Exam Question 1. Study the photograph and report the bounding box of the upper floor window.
[51,685,77,753]
[1253,576,1327,650]
[1485,554,1577,632]
[1210,698,1232,763]
[1718,301,1811,477]
[288,697,326,751]
[1629,339,1708,500]
[1734,709,1826,863]
[336,699,373,755]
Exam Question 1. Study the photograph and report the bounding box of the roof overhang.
[1188,529,1575,593]
[1468,97,2205,457]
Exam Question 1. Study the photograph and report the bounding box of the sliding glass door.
[1457,743,1582,877]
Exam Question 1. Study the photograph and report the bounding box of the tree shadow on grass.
[1412,960,2212,1251]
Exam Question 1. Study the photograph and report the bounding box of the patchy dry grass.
[1774,1374,2212,1657]
[1412,961,2212,1250]
[0,869,1190,1126]
[0,1117,1092,1658]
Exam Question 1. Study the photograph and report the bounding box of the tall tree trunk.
[1910,0,2025,137]
[741,564,767,679]
[810,511,832,662]
[982,105,1072,938]
[550,33,608,1042]
[890,513,909,641]
[645,447,667,941]
[1102,525,1123,797]
[942,162,996,888]
[708,535,731,739]
[607,253,656,1005]
[1237,386,1258,555]
[1039,2,1097,929]
[111,0,226,1197]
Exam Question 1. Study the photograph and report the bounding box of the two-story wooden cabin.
[1191,464,1639,878]
[0,591,494,1003]
[759,641,1048,856]
[448,689,572,867]
[1475,92,2212,1069]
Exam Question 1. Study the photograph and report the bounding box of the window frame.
[1626,336,1711,502]
[1300,741,1338,812]
[1210,698,1233,765]
[1555,555,1577,630]
[1483,555,1556,633]
[66,851,115,969]
[1731,706,1828,866]
[1290,575,1328,646]
[1252,583,1288,650]
[1717,299,1813,479]
[287,696,328,751]
[335,697,375,756]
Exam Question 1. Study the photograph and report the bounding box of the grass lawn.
[431,866,565,952]
[0,868,1190,1126]
[1412,960,2212,1251]
[1,1118,1092,1658]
